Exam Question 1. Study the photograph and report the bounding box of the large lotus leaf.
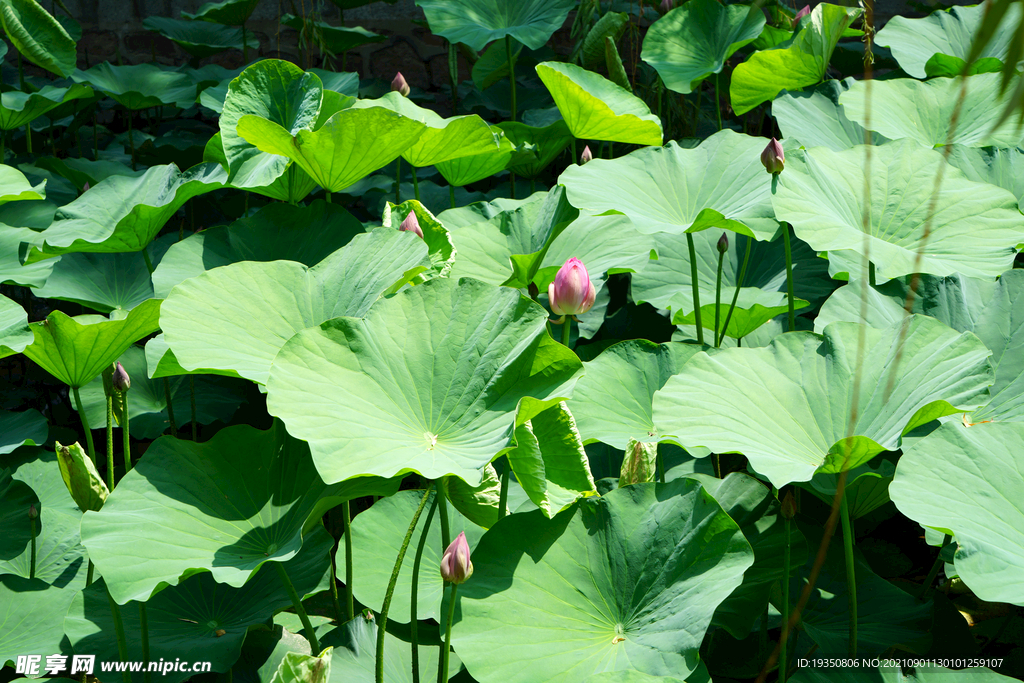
[805,456,896,520]
[336,488,485,623]
[945,145,1024,212]
[22,299,161,388]
[771,140,1024,280]
[153,200,362,298]
[143,16,258,58]
[65,530,331,683]
[0,293,31,359]
[319,614,458,683]
[730,4,862,115]
[31,156,143,192]
[435,128,513,187]
[25,162,228,262]
[890,422,1024,606]
[415,0,575,51]
[0,164,46,204]
[0,0,75,77]
[281,13,385,54]
[454,479,753,682]
[792,663,1020,683]
[74,346,246,440]
[839,74,1024,148]
[642,0,764,94]
[875,3,1024,79]
[307,68,359,98]
[182,0,260,24]
[204,131,318,203]
[0,576,77,666]
[381,199,457,279]
[537,211,657,287]
[72,62,198,109]
[80,422,395,605]
[560,131,779,241]
[267,277,584,485]
[162,228,429,385]
[238,104,426,193]
[569,341,705,450]
[774,79,887,152]
[536,62,663,146]
[497,119,573,179]
[0,83,92,130]
[0,447,87,587]
[220,60,323,192]
[0,409,45,454]
[350,92,496,168]
[632,228,831,339]
[652,316,994,488]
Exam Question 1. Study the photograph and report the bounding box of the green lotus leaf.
[65,529,332,683]
[0,576,78,667]
[337,488,485,623]
[945,145,1024,212]
[181,0,259,24]
[892,422,1024,606]
[220,59,323,192]
[74,346,246,440]
[804,457,896,520]
[537,211,656,287]
[497,119,573,179]
[22,299,161,388]
[569,340,706,450]
[351,91,497,167]
[536,61,662,145]
[791,663,1019,683]
[472,37,522,90]
[238,103,427,193]
[442,462,504,527]
[72,62,199,109]
[559,130,779,240]
[839,74,1024,148]
[580,11,628,71]
[25,162,228,262]
[435,127,513,187]
[31,156,143,191]
[281,13,385,53]
[270,649,332,683]
[642,0,764,95]
[774,79,887,151]
[730,3,862,115]
[0,293,31,359]
[415,0,576,51]
[653,316,994,487]
[161,227,429,384]
[267,277,583,485]
[0,227,56,288]
[381,199,457,278]
[875,3,1024,79]
[0,0,76,77]
[143,333,228,379]
[81,422,395,605]
[0,83,92,130]
[306,68,359,97]
[0,408,46,454]
[0,164,46,204]
[815,270,1024,423]
[204,130,319,203]
[319,614,459,682]
[454,479,754,682]
[143,16,259,58]
[771,140,1024,280]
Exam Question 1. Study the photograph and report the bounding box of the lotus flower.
[791,5,810,27]
[548,257,597,319]
[399,212,424,239]
[391,72,410,97]
[580,145,593,164]
[761,137,785,175]
[717,232,729,254]
[659,0,674,14]
[440,531,474,584]
[112,361,130,393]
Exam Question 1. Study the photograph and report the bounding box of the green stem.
[571,137,577,165]
[141,247,154,275]
[86,560,94,586]
[506,35,517,123]
[140,603,151,683]
[685,233,704,345]
[329,546,343,623]
[106,395,115,491]
[189,376,197,441]
[918,533,952,599]
[780,516,792,683]
[448,42,459,115]
[449,184,456,209]
[25,123,31,154]
[438,479,451,552]
[714,247,724,347]
[72,386,97,465]
[561,317,572,347]
[163,379,177,435]
[692,87,701,135]
[377,484,434,683]
[782,222,795,332]
[712,453,721,478]
[411,495,439,683]
[342,500,354,621]
[275,561,320,654]
[29,513,36,579]
[869,262,876,287]
[497,464,510,520]
[412,166,420,202]
[127,111,136,171]
[840,494,857,656]
[107,587,132,683]
[438,584,458,683]
[325,190,331,204]
[714,71,722,131]
[122,392,131,473]
[396,157,402,204]
[719,237,751,347]
[656,448,665,484]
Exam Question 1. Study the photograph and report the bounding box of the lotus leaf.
[143,16,259,58]
[0,0,76,77]
[0,408,46,454]
[72,62,199,110]
[0,83,92,131]
[0,164,46,204]
[774,79,887,152]
[435,128,513,187]
[0,293,31,359]
[281,14,385,54]
[181,0,260,25]
[415,0,577,51]
[0,576,77,666]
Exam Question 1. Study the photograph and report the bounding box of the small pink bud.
[548,257,597,317]
[29,504,38,519]
[112,361,130,393]
[82,182,90,192]
[761,137,785,175]
[791,5,810,27]
[391,72,410,97]
[440,531,473,584]
[399,212,423,239]
[580,145,593,165]
[717,233,729,254]
[659,0,674,14]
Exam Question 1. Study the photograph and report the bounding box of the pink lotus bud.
[791,5,810,27]
[548,257,597,317]
[659,0,674,14]
[761,137,785,175]
[82,182,90,192]
[440,531,473,584]
[580,145,593,164]
[399,212,423,239]
[717,233,729,254]
[391,72,410,97]
[112,361,130,393]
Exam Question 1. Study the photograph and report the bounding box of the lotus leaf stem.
[329,546,343,623]
[127,112,136,171]
[506,35,517,123]
[918,533,952,599]
[377,483,434,683]
[780,516,792,683]
[719,236,752,347]
[141,247,155,275]
[86,560,94,586]
[438,479,451,550]
[561,317,572,347]
[123,391,132,473]
[411,494,439,683]
[396,157,402,203]
[106,586,133,683]
[163,378,177,435]
[714,72,723,131]
[449,184,456,209]
[325,190,331,204]
[72,386,97,465]
[714,246,725,347]
[692,87,701,135]
[29,511,36,579]
[438,584,458,683]
[840,494,857,656]
[497,465,510,520]
[189,376,197,441]
[869,262,876,287]
[412,166,420,202]
[448,42,459,115]
[275,561,320,654]
[342,500,354,621]
[685,233,704,345]
[106,395,115,490]
[782,223,796,332]
[140,603,151,683]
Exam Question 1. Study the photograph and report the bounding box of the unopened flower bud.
[56,442,109,513]
[399,212,423,239]
[580,145,593,164]
[717,233,729,254]
[29,504,38,520]
[391,72,410,97]
[761,137,785,175]
[548,257,597,318]
[440,531,473,584]
[791,5,810,27]
[112,361,130,393]
[781,491,796,520]
[82,182,90,192]
[659,0,674,14]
